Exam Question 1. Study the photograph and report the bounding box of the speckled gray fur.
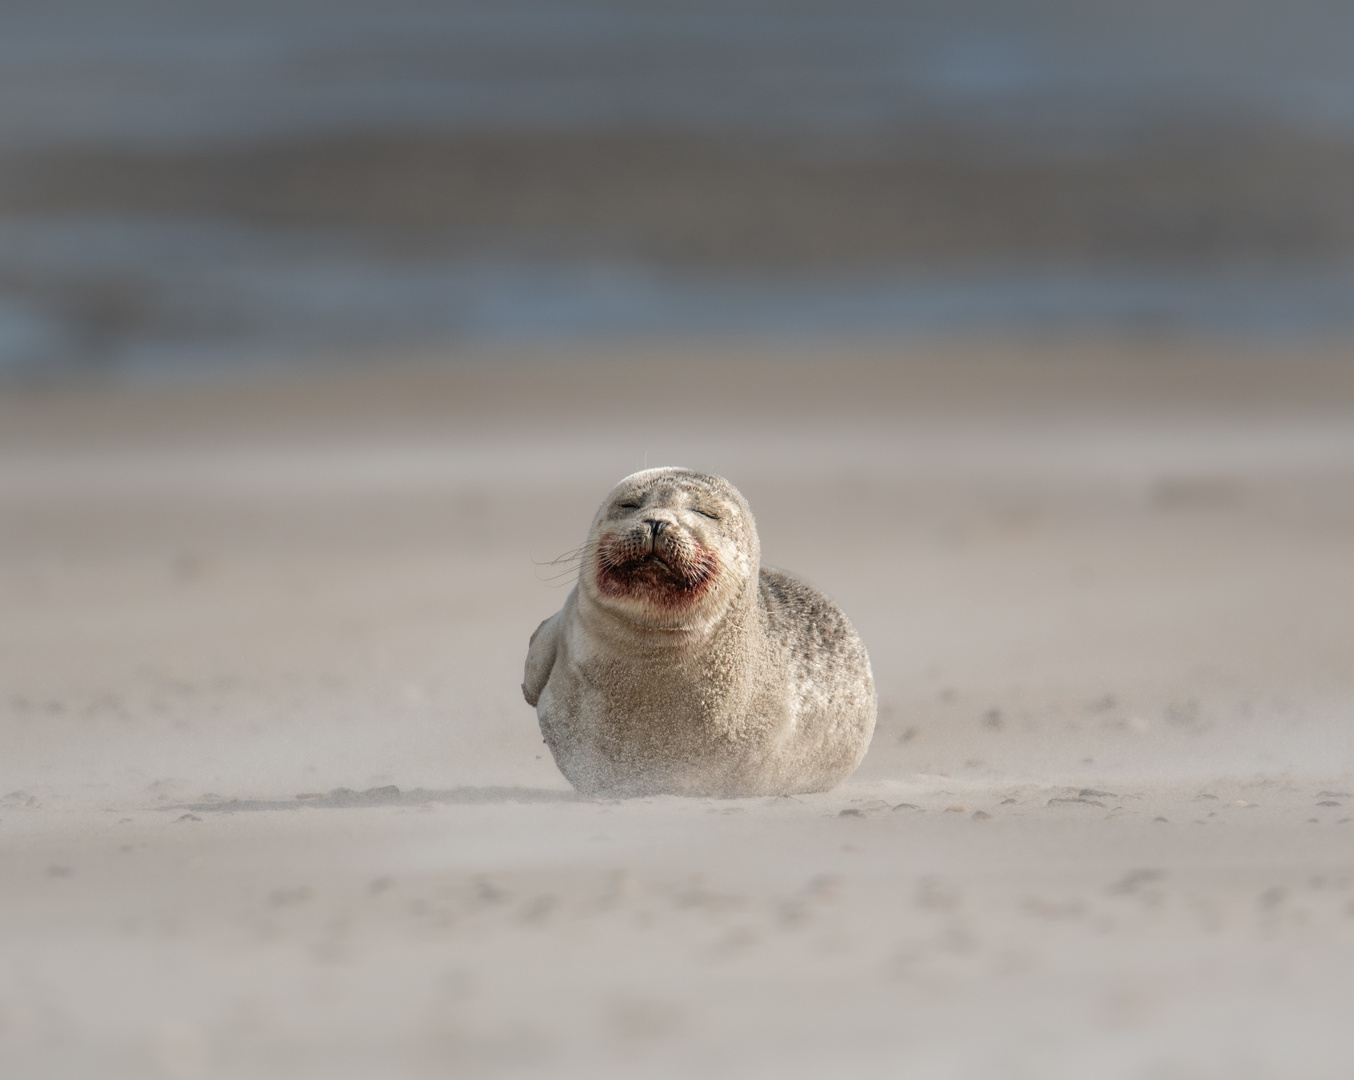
[523,468,876,797]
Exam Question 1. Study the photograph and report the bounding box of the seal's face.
[583,468,756,630]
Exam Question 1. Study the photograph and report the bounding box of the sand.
[3,340,1354,1078]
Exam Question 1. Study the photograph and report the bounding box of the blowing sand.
[3,341,1354,1078]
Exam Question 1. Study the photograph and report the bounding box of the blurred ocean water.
[2,218,1352,379]
[2,0,1353,373]
[6,0,1354,147]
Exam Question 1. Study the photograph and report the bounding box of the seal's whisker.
[536,568,580,585]
[535,541,588,567]
[533,539,599,584]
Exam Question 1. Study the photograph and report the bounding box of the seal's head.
[582,468,758,632]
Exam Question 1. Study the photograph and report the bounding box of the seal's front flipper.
[522,612,562,706]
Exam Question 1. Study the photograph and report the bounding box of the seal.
[522,467,876,797]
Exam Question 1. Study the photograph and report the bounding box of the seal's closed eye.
[695,509,720,520]
[618,501,641,509]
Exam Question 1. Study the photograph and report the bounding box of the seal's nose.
[643,518,669,539]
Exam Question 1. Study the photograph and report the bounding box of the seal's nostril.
[644,518,668,537]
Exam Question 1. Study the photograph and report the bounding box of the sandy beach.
[4,341,1354,1078]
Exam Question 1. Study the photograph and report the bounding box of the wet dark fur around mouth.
[595,530,717,608]
[522,467,877,799]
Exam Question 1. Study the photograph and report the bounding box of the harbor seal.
[522,467,876,797]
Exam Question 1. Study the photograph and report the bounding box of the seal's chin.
[594,540,719,612]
